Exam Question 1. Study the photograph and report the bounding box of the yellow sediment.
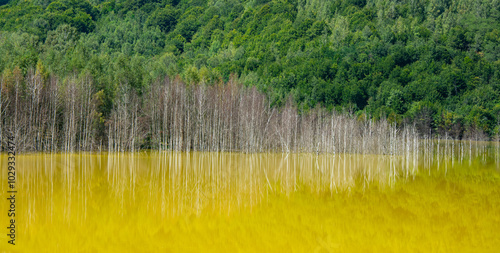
[0,147,499,252]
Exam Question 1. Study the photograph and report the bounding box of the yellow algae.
[0,143,499,252]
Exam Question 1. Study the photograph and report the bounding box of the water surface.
[1,141,499,252]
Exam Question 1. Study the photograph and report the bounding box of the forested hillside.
[1,0,500,141]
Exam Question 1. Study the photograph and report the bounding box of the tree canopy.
[1,0,500,138]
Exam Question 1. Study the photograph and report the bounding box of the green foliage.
[0,0,500,138]
[44,24,79,52]
[146,5,178,33]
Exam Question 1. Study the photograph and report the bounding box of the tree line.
[1,0,500,144]
[2,70,435,153]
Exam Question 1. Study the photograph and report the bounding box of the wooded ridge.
[1,0,500,152]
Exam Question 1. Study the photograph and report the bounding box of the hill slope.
[1,0,500,138]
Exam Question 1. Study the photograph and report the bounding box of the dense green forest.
[1,0,500,139]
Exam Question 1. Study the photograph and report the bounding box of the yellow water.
[0,148,499,252]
